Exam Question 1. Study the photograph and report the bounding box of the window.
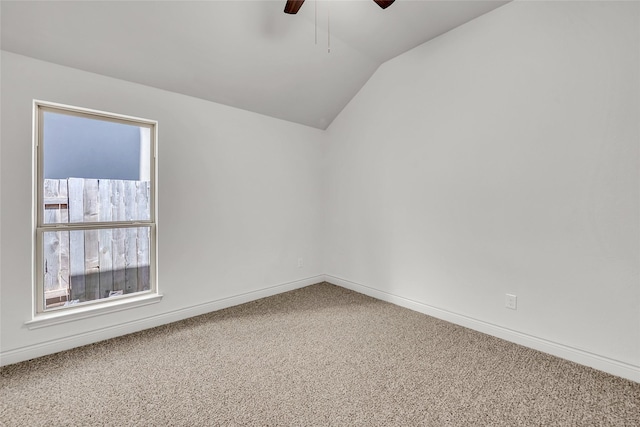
[34,101,157,315]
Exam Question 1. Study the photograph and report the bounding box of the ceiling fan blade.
[373,0,395,9]
[284,0,305,14]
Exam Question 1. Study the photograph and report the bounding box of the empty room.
[1,0,639,425]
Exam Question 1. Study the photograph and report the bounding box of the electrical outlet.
[297,258,304,268]
[505,294,517,310]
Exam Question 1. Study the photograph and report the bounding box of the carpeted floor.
[1,282,639,426]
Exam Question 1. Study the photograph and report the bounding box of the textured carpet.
[1,283,638,426]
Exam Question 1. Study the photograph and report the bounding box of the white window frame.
[31,100,160,325]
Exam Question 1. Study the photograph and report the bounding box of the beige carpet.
[1,283,638,426]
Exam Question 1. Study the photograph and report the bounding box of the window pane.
[42,111,151,224]
[42,226,151,310]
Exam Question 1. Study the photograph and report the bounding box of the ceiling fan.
[284,0,395,14]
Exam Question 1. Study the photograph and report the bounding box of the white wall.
[0,51,325,363]
[324,0,639,379]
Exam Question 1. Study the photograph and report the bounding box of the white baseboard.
[324,274,640,384]
[0,275,324,367]
[5,273,638,383]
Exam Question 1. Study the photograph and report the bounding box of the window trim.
[25,293,163,329]
[33,100,159,319]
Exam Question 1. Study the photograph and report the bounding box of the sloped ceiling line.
[0,1,509,129]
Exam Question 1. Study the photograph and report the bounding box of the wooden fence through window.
[43,178,151,308]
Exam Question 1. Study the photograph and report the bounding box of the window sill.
[25,293,163,330]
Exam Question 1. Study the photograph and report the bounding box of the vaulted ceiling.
[1,0,509,129]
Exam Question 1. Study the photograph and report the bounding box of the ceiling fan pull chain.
[327,0,331,53]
